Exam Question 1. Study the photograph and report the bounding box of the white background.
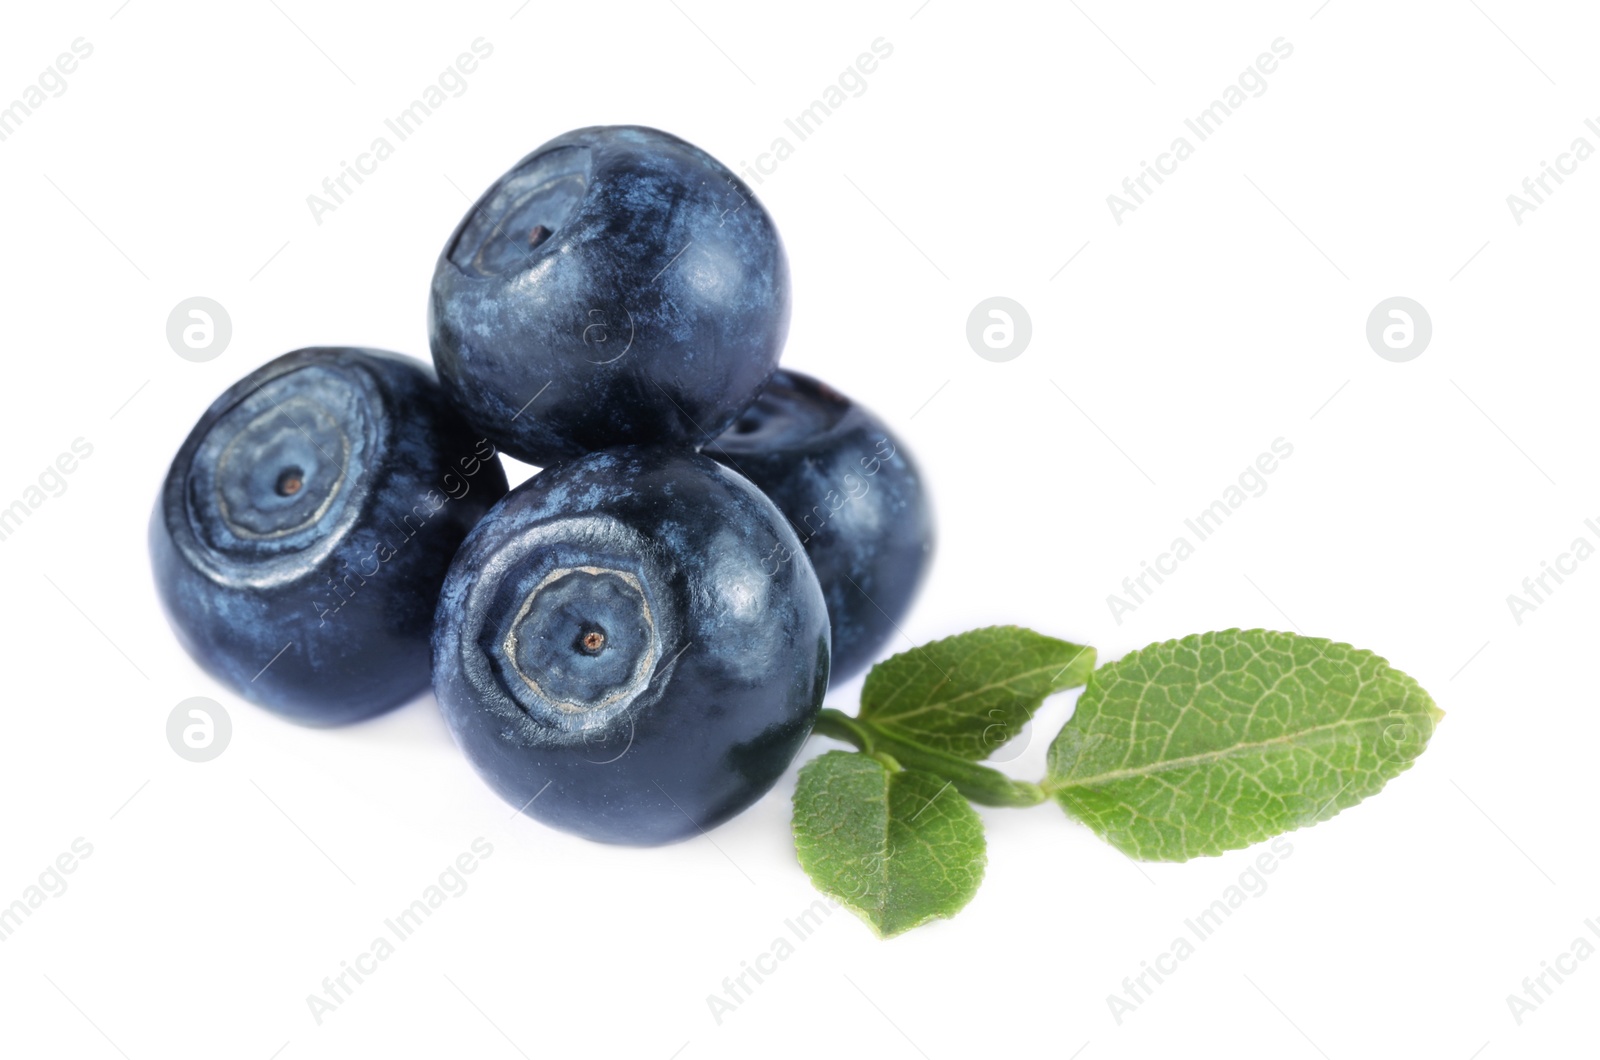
[1,1,1595,1057]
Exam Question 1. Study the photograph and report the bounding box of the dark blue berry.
[432,447,829,845]
[150,347,508,725]
[429,125,790,466]
[707,369,934,681]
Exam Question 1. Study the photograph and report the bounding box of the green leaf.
[792,751,986,938]
[859,626,1096,760]
[1044,629,1443,862]
[812,709,1046,807]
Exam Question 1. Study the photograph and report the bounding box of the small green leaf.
[792,751,985,938]
[859,626,1095,760]
[812,709,1046,807]
[1045,629,1443,861]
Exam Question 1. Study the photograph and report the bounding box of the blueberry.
[150,348,508,725]
[707,369,934,681]
[429,125,790,466]
[432,447,829,845]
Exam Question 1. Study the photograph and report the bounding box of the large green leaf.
[1044,629,1443,861]
[792,752,985,938]
[859,626,1095,760]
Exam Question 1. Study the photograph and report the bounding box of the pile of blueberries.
[152,126,934,845]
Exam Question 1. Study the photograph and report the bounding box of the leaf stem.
[813,708,874,748]
[813,709,1046,808]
